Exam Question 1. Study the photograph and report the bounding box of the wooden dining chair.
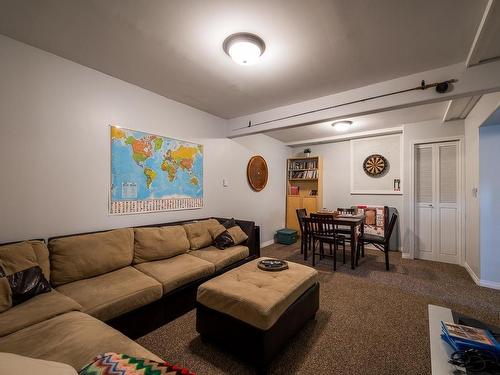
[310,214,346,270]
[296,208,309,255]
[356,212,398,271]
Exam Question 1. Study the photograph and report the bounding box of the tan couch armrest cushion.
[133,225,189,264]
[49,228,134,286]
[183,219,220,250]
[0,353,78,375]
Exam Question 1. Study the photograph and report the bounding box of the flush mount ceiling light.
[332,120,353,131]
[223,32,266,65]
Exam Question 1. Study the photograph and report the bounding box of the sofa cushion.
[133,225,190,264]
[55,266,162,321]
[197,257,318,330]
[0,276,12,313]
[182,219,220,250]
[134,254,215,294]
[7,265,51,305]
[0,241,38,275]
[0,311,163,370]
[189,245,250,271]
[29,240,50,280]
[49,228,134,286]
[0,289,82,337]
[0,353,78,375]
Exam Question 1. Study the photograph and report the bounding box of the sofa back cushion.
[133,225,190,264]
[29,240,50,281]
[0,274,12,313]
[49,228,134,286]
[0,242,38,275]
[182,219,220,250]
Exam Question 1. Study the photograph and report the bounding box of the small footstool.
[196,257,319,368]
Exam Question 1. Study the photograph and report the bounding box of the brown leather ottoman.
[196,257,319,369]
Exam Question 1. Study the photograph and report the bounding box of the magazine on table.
[441,321,500,353]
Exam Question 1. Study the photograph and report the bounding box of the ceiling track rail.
[234,79,458,131]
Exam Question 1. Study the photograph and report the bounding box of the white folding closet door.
[415,141,460,264]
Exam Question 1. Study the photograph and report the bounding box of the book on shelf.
[288,160,318,170]
[441,321,500,353]
[289,186,299,195]
[309,189,317,196]
[288,170,318,179]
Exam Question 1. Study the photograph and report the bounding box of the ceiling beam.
[466,0,500,67]
[442,96,482,122]
[227,60,500,138]
[284,127,403,148]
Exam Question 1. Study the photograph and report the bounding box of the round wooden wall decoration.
[247,155,268,191]
[363,154,388,177]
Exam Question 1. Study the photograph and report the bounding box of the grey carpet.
[137,244,500,374]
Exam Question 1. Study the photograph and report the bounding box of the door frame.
[409,136,465,264]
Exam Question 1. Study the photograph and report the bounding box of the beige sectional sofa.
[0,217,259,370]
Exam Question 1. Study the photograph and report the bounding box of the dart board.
[247,155,268,191]
[363,154,388,177]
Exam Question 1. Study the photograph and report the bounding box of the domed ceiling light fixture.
[332,120,353,131]
[223,32,266,65]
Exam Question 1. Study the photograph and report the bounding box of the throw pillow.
[79,352,194,375]
[209,224,235,250]
[0,241,52,307]
[222,218,236,229]
[7,265,51,305]
[227,226,249,245]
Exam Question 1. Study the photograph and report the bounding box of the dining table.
[307,212,365,270]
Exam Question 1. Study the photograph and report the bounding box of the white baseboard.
[463,262,500,290]
[402,252,413,259]
[260,239,275,248]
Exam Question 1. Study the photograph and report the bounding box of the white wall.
[479,124,500,285]
[0,35,289,244]
[464,93,500,279]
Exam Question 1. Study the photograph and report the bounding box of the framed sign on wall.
[350,133,403,195]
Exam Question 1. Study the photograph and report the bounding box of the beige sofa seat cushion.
[197,257,318,330]
[0,353,78,375]
[189,245,249,271]
[0,311,163,370]
[56,266,162,322]
[183,219,220,250]
[0,290,82,337]
[49,228,134,286]
[133,225,189,264]
[134,254,215,294]
[29,240,50,280]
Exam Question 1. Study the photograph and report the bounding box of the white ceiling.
[265,101,449,144]
[0,0,487,119]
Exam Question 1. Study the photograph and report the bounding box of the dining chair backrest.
[385,213,398,243]
[296,208,308,234]
[310,213,335,235]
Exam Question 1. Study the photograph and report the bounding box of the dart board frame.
[363,154,388,177]
[247,155,268,191]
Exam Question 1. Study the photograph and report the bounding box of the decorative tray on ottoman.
[257,259,288,271]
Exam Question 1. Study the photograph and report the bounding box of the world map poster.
[110,126,203,214]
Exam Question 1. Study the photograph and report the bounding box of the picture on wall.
[110,126,203,214]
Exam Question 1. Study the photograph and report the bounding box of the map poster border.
[109,125,203,215]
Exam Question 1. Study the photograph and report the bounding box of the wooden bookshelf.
[286,156,323,232]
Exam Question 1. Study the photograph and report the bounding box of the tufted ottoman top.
[196,257,318,330]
